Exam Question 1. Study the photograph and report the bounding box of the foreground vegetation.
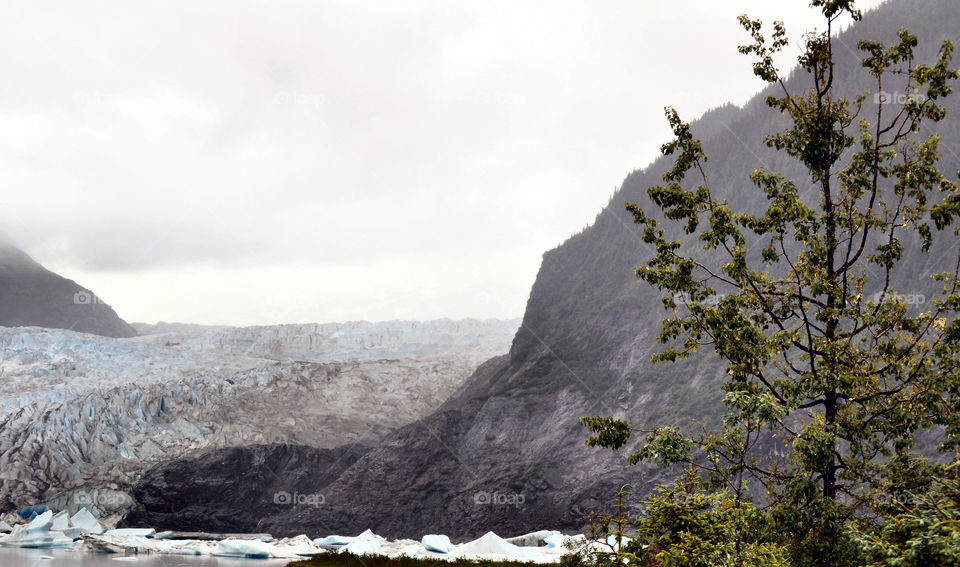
[581,0,960,566]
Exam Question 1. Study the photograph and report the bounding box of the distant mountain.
[121,0,960,539]
[0,243,136,338]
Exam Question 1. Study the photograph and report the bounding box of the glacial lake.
[0,548,296,566]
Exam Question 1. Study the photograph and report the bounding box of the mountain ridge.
[0,243,136,338]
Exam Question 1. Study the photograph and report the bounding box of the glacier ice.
[341,539,383,556]
[50,511,69,531]
[453,531,538,559]
[422,534,454,553]
[0,502,583,562]
[313,534,355,547]
[103,528,155,537]
[25,510,53,533]
[68,508,103,535]
[0,319,519,511]
[215,538,283,559]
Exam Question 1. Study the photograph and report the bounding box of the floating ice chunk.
[51,511,70,531]
[544,534,565,549]
[216,538,283,559]
[314,535,355,547]
[340,538,382,556]
[25,511,53,533]
[454,531,539,560]
[276,534,318,556]
[0,524,73,549]
[506,530,562,547]
[103,528,155,537]
[69,509,103,535]
[422,534,454,553]
[356,529,384,541]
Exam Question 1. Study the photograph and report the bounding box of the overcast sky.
[1,0,886,326]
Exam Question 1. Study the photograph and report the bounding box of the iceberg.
[69,508,103,535]
[544,534,565,549]
[215,538,284,559]
[0,524,73,549]
[0,500,581,563]
[422,534,454,553]
[341,538,383,555]
[277,534,320,556]
[454,531,541,560]
[507,530,562,547]
[314,534,355,547]
[103,527,155,537]
[51,511,70,531]
[25,510,53,533]
[356,529,384,541]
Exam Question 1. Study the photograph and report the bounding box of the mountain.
[123,0,960,539]
[0,243,136,338]
[0,319,518,517]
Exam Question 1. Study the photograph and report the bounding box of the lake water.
[0,548,296,567]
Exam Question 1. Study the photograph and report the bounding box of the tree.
[581,1,960,565]
[851,456,960,566]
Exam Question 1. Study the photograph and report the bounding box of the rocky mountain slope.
[122,0,960,539]
[0,243,136,338]
[0,319,518,515]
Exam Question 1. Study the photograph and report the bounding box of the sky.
[0,0,886,326]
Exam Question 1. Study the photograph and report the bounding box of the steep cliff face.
[0,243,136,338]
[126,0,960,539]
[0,319,518,514]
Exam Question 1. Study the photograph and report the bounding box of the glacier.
[0,319,518,516]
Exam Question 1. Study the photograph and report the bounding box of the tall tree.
[582,1,960,565]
